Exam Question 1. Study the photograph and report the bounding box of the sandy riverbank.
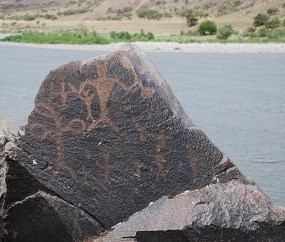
[1,41,285,53]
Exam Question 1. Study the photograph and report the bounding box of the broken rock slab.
[0,131,102,242]
[0,43,284,241]
[101,180,285,241]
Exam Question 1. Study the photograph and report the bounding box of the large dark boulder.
[1,44,284,241]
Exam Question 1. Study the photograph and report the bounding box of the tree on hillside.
[198,20,217,35]
[253,14,269,27]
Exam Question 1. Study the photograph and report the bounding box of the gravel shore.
[1,41,285,53]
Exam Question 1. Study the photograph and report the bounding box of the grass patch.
[1,29,109,44]
[110,29,154,42]
[154,33,285,44]
[1,29,284,45]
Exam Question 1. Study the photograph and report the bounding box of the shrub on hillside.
[137,6,162,20]
[116,7,133,20]
[265,18,281,29]
[62,8,88,16]
[23,14,36,21]
[198,20,217,35]
[179,8,205,18]
[266,29,285,39]
[258,27,268,37]
[186,14,198,27]
[267,7,279,15]
[217,25,234,40]
[253,13,269,27]
[242,27,256,37]
[43,14,57,20]
[257,27,284,39]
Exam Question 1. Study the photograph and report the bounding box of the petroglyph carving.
[81,165,92,186]
[133,118,169,180]
[95,153,117,185]
[12,45,285,242]
[29,54,155,179]
[154,130,170,180]
[30,102,81,179]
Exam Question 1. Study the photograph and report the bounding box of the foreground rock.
[1,44,284,241]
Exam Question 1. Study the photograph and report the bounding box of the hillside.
[0,0,284,34]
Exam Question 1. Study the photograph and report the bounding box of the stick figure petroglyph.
[95,153,117,185]
[133,119,170,180]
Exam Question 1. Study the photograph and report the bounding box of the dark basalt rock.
[136,222,285,242]
[4,156,102,242]
[1,44,285,241]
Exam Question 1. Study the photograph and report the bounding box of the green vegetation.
[253,11,282,29]
[43,14,57,20]
[110,29,154,41]
[59,8,89,16]
[186,14,198,27]
[156,32,285,43]
[1,29,109,44]
[216,0,242,16]
[243,27,256,37]
[1,29,284,44]
[0,29,155,44]
[198,20,217,35]
[243,27,284,41]
[253,14,269,27]
[116,7,133,20]
[266,7,279,15]
[97,7,133,20]
[265,18,280,29]
[217,25,234,40]
[136,6,171,19]
[137,6,162,20]
[1,8,285,46]
[179,8,206,18]
[23,14,36,21]
[110,31,131,40]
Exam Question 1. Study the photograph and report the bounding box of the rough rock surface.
[1,44,285,241]
[100,180,285,241]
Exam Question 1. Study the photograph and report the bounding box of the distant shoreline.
[1,41,285,53]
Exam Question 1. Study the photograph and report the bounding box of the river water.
[0,45,284,207]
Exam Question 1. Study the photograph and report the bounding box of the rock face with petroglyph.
[1,44,285,241]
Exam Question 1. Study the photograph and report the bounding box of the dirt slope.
[0,0,284,34]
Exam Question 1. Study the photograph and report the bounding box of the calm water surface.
[0,45,284,207]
